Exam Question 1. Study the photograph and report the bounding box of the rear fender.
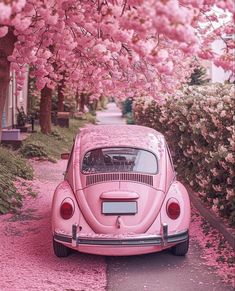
[52,181,83,235]
[160,181,191,233]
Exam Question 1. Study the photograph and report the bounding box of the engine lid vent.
[120,173,153,186]
[86,173,120,186]
[86,173,153,187]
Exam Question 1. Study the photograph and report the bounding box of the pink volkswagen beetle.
[51,125,190,257]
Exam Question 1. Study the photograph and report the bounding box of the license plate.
[102,201,137,215]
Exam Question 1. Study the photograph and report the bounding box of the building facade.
[2,69,28,129]
[202,36,234,83]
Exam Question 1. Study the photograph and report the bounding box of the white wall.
[211,39,231,83]
[3,68,28,128]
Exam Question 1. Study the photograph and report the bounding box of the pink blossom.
[11,0,26,13]
[0,3,11,21]
[93,44,107,55]
[36,79,47,90]
[225,153,234,163]
[211,204,218,213]
[212,184,222,192]
[213,198,219,206]
[46,14,58,26]
[157,49,169,61]
[0,26,8,38]
[0,0,234,99]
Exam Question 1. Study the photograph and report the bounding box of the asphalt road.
[106,244,234,291]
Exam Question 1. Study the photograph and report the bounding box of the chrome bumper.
[54,228,189,247]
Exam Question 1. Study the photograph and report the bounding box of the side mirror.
[61,153,70,160]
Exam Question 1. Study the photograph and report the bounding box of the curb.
[185,184,235,251]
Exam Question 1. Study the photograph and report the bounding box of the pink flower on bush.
[0,3,11,21]
[213,198,219,206]
[212,205,218,213]
[220,110,227,117]
[199,191,207,197]
[0,26,8,38]
[226,188,234,200]
[225,153,234,163]
[210,168,219,177]
[212,185,222,192]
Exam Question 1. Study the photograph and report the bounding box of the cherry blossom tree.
[0,0,234,134]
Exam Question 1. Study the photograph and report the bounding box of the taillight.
[167,200,180,220]
[60,201,74,220]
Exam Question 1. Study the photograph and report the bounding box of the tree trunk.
[75,90,79,111]
[40,85,52,134]
[0,30,16,138]
[80,93,86,112]
[79,92,86,112]
[57,79,65,112]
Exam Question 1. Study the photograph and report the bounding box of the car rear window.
[81,147,158,174]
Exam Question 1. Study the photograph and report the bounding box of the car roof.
[76,125,165,155]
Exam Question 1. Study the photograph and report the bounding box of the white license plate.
[102,201,137,215]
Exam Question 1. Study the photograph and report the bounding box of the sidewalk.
[97,102,126,124]
[186,184,235,250]
[96,102,235,250]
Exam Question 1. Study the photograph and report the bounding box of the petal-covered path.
[0,160,106,291]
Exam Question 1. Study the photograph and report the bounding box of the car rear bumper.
[54,229,189,247]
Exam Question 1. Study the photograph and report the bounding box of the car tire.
[53,238,70,257]
[171,237,189,256]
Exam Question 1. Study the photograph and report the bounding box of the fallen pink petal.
[0,160,107,291]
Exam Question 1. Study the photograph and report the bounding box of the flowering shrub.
[133,84,235,226]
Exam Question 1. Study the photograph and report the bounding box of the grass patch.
[0,147,34,214]
[21,118,86,161]
[85,112,96,124]
[0,147,33,180]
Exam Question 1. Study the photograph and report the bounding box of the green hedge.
[0,147,34,214]
[133,84,235,226]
